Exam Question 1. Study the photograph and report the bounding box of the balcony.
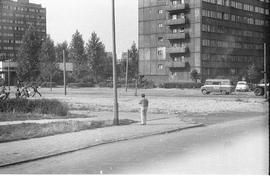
[166,33,186,40]
[166,18,186,26]
[165,3,187,12]
[165,61,185,68]
[167,46,187,54]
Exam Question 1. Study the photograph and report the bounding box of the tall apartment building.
[0,0,46,84]
[139,0,269,84]
[0,0,46,61]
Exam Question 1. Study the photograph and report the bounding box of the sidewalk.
[0,112,204,167]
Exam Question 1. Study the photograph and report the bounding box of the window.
[158,9,163,14]
[158,64,164,69]
[231,15,235,21]
[180,13,185,18]
[236,2,242,9]
[223,13,229,20]
[179,27,185,33]
[265,9,269,15]
[158,37,163,42]
[158,23,163,28]
[217,0,223,5]
[173,29,178,33]
[172,14,177,20]
[230,1,236,8]
[172,0,178,5]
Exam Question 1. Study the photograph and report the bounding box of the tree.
[16,26,43,83]
[39,35,57,89]
[190,69,199,83]
[55,41,69,62]
[247,63,259,83]
[127,42,139,80]
[86,32,107,82]
[103,53,113,80]
[69,30,87,82]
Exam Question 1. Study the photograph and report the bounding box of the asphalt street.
[0,114,268,174]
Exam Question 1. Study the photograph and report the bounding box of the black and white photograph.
[0,0,269,174]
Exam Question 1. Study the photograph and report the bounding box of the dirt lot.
[33,87,268,116]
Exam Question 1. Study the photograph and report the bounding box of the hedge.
[0,99,68,116]
[41,82,57,88]
[68,82,94,88]
[159,82,203,89]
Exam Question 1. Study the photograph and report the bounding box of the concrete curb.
[0,123,204,168]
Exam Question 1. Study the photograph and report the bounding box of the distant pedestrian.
[21,86,29,98]
[0,86,7,100]
[0,86,9,101]
[15,88,21,99]
[139,93,149,125]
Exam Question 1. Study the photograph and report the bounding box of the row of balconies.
[166,18,186,26]
[165,3,188,12]
[166,33,186,40]
[164,2,189,69]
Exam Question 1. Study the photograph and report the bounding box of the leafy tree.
[86,32,107,82]
[127,42,139,80]
[247,63,259,83]
[69,30,87,82]
[55,41,69,62]
[103,53,113,80]
[16,26,42,83]
[39,35,57,88]
[190,69,199,83]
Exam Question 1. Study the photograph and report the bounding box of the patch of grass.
[0,119,137,143]
[0,99,68,116]
[0,112,96,122]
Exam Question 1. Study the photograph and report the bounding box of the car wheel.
[202,89,208,95]
[254,87,263,96]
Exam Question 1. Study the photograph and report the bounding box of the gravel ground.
[33,87,268,115]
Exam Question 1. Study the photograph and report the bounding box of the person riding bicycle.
[31,85,41,97]
[0,86,9,101]
[21,86,30,98]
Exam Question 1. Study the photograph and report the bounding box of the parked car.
[235,81,249,92]
[254,83,269,96]
[201,79,235,95]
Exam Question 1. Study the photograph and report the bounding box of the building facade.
[139,0,269,84]
[0,0,46,84]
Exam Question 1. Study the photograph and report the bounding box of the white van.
[201,79,235,95]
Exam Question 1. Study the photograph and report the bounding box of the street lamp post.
[8,59,10,91]
[125,51,129,92]
[112,0,119,125]
[264,43,267,99]
[63,50,67,96]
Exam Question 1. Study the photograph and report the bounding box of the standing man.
[139,93,149,125]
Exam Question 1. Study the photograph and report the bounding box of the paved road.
[0,115,268,174]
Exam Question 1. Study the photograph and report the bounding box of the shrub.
[68,82,94,88]
[138,79,156,89]
[162,82,203,89]
[0,99,68,116]
[41,82,57,88]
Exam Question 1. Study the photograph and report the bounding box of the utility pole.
[112,0,119,125]
[8,59,10,91]
[264,43,267,99]
[125,51,129,92]
[63,50,67,96]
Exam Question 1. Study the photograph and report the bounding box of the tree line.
[16,26,138,86]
